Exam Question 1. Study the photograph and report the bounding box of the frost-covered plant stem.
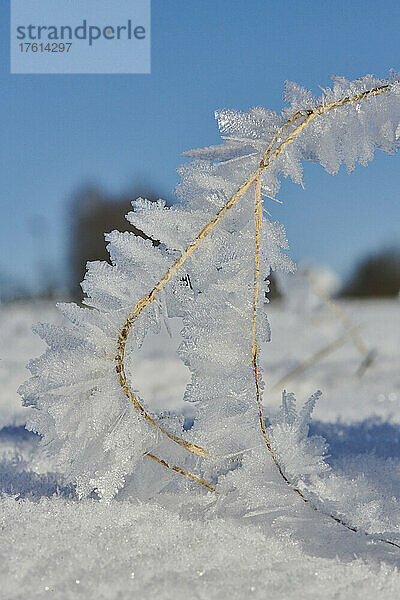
[111,81,400,548]
[251,177,304,495]
[22,75,400,549]
[115,84,388,462]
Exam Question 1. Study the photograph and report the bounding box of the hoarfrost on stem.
[20,73,400,506]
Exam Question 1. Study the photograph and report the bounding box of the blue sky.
[1,0,400,294]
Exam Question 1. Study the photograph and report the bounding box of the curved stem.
[116,82,397,521]
[252,176,308,500]
[252,176,400,549]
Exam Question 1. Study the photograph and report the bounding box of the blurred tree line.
[69,189,400,301]
[1,184,399,302]
[340,246,400,298]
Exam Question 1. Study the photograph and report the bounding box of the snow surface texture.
[3,74,400,596]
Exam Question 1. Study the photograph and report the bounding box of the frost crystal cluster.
[20,74,400,512]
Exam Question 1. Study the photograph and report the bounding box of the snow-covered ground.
[1,297,400,599]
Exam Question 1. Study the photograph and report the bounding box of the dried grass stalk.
[114,83,400,549]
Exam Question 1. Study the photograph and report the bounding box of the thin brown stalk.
[117,84,390,458]
[253,176,308,500]
[114,82,400,549]
[145,452,215,491]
